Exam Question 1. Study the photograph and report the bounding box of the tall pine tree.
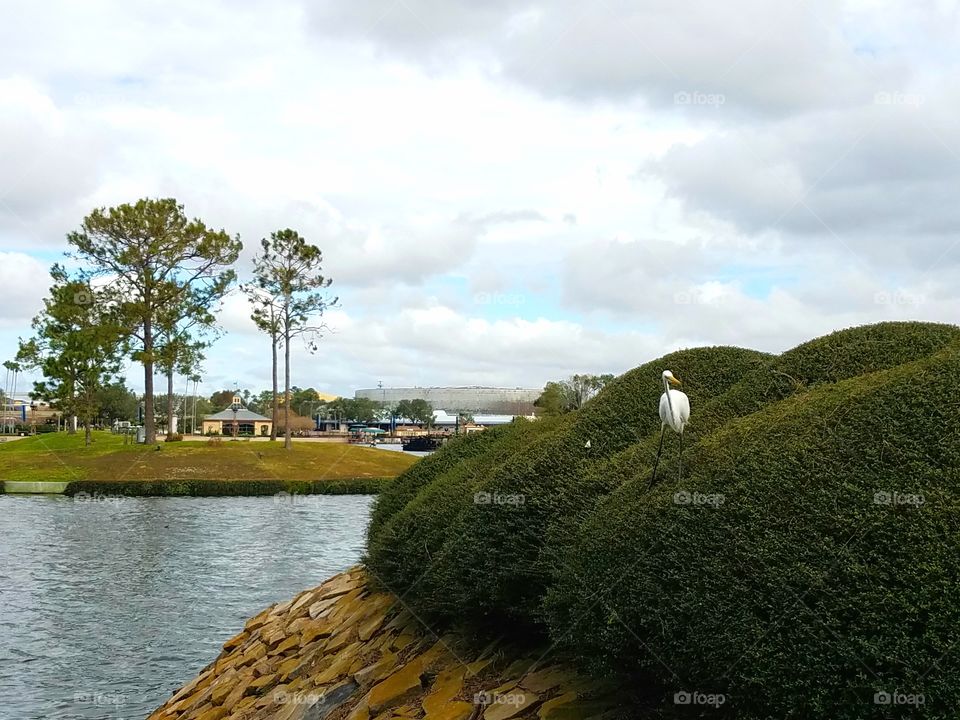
[247,230,336,449]
[67,198,241,443]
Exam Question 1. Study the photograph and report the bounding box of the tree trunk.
[284,324,292,450]
[166,367,175,438]
[270,328,278,441]
[144,315,156,443]
[10,369,18,434]
[83,385,93,446]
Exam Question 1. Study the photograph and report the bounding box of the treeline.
[12,198,335,447]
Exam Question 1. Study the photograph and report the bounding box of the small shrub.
[165,433,184,442]
[207,436,222,446]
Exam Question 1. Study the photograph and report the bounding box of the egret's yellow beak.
[668,376,682,386]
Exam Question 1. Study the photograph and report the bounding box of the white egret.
[649,370,690,486]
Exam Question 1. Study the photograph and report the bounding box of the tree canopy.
[17,267,124,444]
[66,198,241,443]
[322,397,382,423]
[534,373,615,415]
[394,398,434,426]
[95,382,139,423]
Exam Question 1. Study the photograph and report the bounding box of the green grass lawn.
[0,432,418,483]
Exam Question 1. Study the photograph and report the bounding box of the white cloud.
[0,78,109,248]
[1,0,958,397]
[0,252,49,325]
[272,305,665,393]
[302,0,919,115]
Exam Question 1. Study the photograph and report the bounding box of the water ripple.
[0,494,372,720]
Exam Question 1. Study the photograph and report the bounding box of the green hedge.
[547,341,960,717]
[367,345,771,626]
[704,320,960,424]
[59,477,391,497]
[369,425,520,532]
[366,417,552,619]
[365,321,960,718]
[563,320,960,534]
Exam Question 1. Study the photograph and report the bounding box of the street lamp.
[231,399,241,440]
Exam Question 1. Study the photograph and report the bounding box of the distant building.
[355,386,541,414]
[1,397,58,428]
[430,410,535,430]
[353,409,536,436]
[202,395,273,436]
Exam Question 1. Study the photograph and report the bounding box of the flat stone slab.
[3,481,70,494]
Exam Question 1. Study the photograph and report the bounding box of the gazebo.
[202,396,273,437]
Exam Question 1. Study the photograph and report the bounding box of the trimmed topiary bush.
[366,417,551,619]
[698,320,960,429]
[546,341,960,717]
[369,425,521,535]
[365,321,960,718]
[547,320,960,559]
[367,345,771,627]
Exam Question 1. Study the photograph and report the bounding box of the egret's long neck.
[663,377,675,420]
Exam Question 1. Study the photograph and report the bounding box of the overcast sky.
[1,0,958,399]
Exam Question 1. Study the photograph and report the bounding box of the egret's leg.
[649,424,666,488]
[678,431,684,481]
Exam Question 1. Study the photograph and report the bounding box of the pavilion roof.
[205,408,271,422]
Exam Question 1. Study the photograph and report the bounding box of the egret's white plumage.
[659,389,690,433]
[650,370,691,486]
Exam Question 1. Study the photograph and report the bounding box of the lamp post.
[231,399,241,440]
[191,378,199,435]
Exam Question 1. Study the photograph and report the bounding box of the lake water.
[0,494,373,720]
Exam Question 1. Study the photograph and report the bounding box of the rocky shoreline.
[148,567,625,720]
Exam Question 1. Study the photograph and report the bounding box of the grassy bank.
[0,432,417,491]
